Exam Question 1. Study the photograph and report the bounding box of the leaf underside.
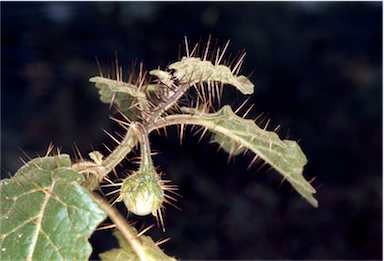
[0,154,107,261]
[182,105,318,207]
[169,57,254,95]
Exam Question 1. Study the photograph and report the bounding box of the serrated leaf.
[0,154,107,261]
[181,105,318,207]
[169,57,254,95]
[89,76,165,121]
[149,69,174,88]
[90,76,146,99]
[89,76,143,120]
[99,230,176,261]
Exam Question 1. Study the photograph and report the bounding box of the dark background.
[1,2,382,260]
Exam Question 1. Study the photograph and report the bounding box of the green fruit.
[121,172,163,216]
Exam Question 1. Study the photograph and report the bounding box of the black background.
[1,2,382,260]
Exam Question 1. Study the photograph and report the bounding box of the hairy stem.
[102,126,139,176]
[91,192,148,261]
[146,82,191,125]
[136,123,156,175]
[147,114,211,134]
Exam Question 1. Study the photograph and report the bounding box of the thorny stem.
[100,79,192,177]
[91,192,149,261]
[146,82,191,126]
[100,121,157,178]
[147,114,213,134]
[136,123,156,175]
[102,126,139,176]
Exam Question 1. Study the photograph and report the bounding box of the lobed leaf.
[89,76,166,120]
[169,57,254,95]
[181,105,318,207]
[0,154,107,261]
[89,76,144,120]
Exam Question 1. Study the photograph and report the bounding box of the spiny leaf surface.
[0,154,107,261]
[89,76,165,120]
[89,77,143,120]
[169,57,254,95]
[182,105,318,207]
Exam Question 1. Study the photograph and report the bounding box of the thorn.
[210,37,219,62]
[274,124,282,134]
[2,168,20,185]
[179,124,185,145]
[242,103,255,119]
[277,176,288,190]
[203,34,211,61]
[216,39,230,66]
[73,142,84,162]
[233,144,244,157]
[45,142,54,157]
[255,160,268,174]
[96,223,116,231]
[184,36,190,58]
[102,143,113,153]
[114,130,126,140]
[162,126,168,138]
[156,237,171,246]
[115,50,119,82]
[285,129,291,140]
[18,148,40,169]
[215,81,223,107]
[137,224,155,238]
[113,105,132,125]
[315,183,323,191]
[253,112,265,123]
[190,42,199,57]
[95,56,103,77]
[197,127,209,144]
[109,115,130,129]
[19,157,28,166]
[156,208,166,232]
[308,176,317,184]
[232,50,246,75]
[102,128,121,145]
[109,92,117,110]
[227,153,234,165]
[263,118,271,131]
[234,97,250,114]
[104,188,122,197]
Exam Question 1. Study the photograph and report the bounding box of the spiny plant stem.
[136,123,156,174]
[147,114,210,134]
[146,82,191,126]
[102,126,139,176]
[101,122,156,178]
[91,192,148,261]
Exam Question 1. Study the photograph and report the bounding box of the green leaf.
[99,230,176,261]
[181,105,318,207]
[90,76,146,99]
[89,76,166,121]
[149,69,174,88]
[168,57,254,95]
[89,76,144,120]
[0,154,107,261]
